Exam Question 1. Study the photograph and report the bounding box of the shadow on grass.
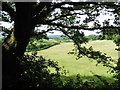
[60,74,117,89]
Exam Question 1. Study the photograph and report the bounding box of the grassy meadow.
[37,40,118,78]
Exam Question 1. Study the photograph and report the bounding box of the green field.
[37,40,118,81]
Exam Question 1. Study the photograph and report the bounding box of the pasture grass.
[35,40,118,85]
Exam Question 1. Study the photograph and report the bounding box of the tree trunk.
[14,2,33,57]
[2,2,34,89]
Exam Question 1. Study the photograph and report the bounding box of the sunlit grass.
[37,40,118,78]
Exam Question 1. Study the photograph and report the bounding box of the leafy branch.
[43,22,120,31]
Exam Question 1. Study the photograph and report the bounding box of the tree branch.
[58,27,73,40]
[2,2,16,21]
[48,13,85,22]
[31,28,57,36]
[33,2,69,26]
[43,22,120,31]
[32,2,51,17]
[58,2,120,12]
[60,2,120,7]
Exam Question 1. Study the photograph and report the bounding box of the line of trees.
[86,34,118,40]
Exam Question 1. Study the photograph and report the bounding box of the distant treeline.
[48,34,115,41]
[49,35,72,42]
[85,34,115,40]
